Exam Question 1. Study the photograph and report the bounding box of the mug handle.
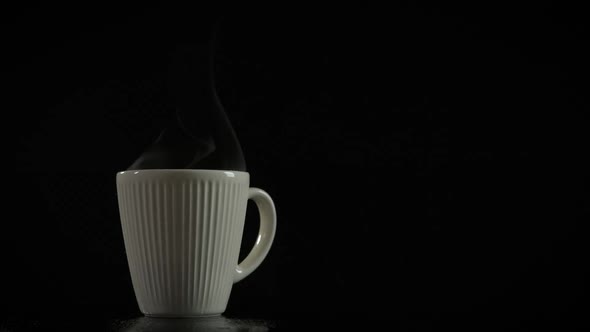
[234,188,277,283]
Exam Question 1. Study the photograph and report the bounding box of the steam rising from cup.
[128,30,246,171]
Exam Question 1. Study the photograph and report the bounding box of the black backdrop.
[2,3,589,330]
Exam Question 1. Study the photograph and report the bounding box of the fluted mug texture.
[116,170,276,317]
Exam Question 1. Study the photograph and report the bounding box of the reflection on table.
[111,316,274,332]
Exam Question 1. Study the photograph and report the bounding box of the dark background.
[1,3,589,330]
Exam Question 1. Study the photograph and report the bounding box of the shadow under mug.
[116,169,276,317]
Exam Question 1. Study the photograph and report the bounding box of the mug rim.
[117,169,249,176]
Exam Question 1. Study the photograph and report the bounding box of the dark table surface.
[1,316,274,332]
[2,314,589,331]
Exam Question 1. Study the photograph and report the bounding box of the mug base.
[145,313,222,318]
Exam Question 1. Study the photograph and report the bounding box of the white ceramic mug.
[116,169,276,317]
